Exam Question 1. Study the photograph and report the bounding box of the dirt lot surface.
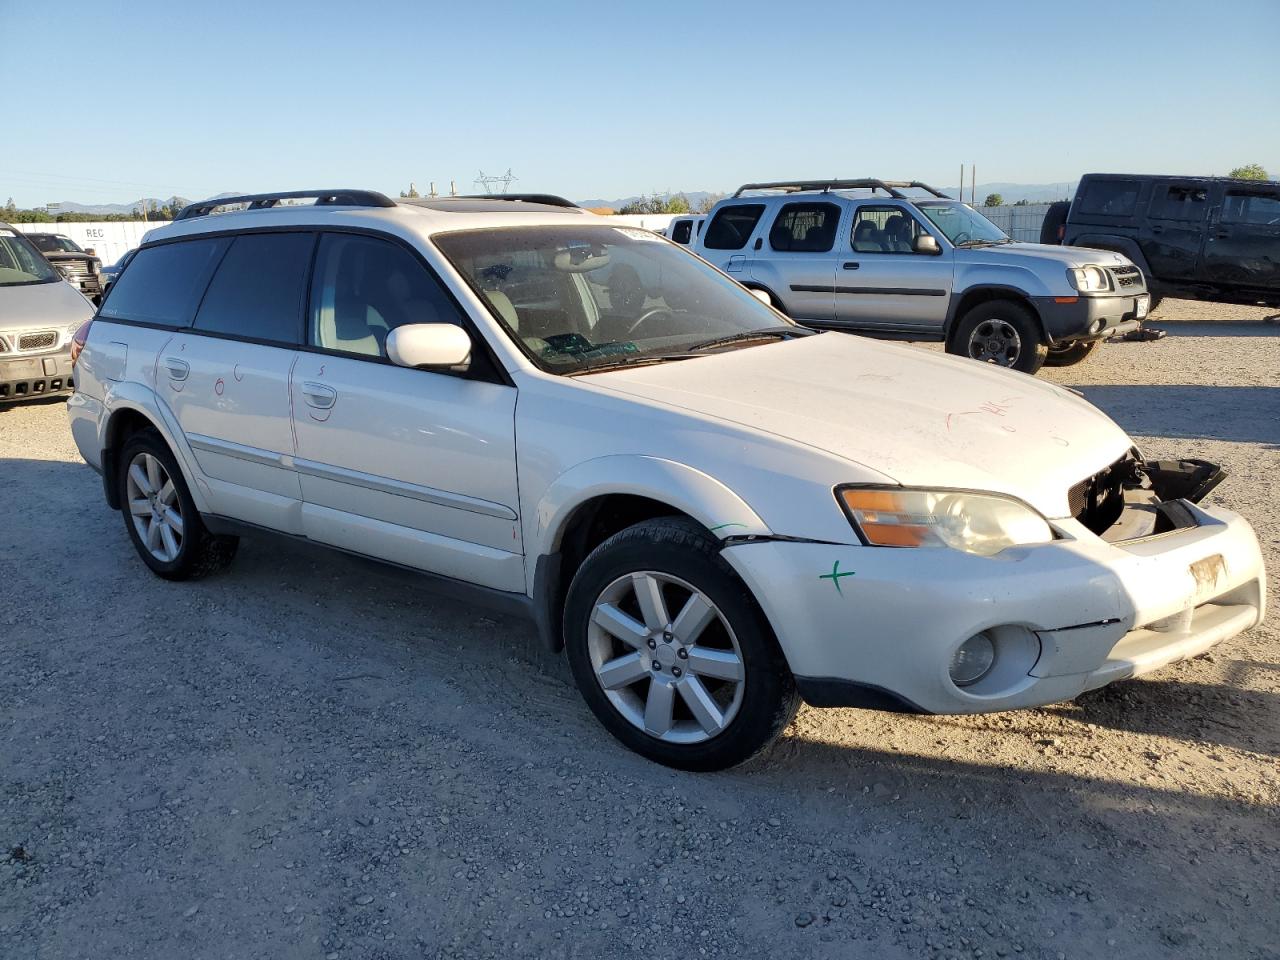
[2,304,1278,960]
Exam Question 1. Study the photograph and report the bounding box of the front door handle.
[842,261,860,270]
[301,381,337,409]
[162,357,189,381]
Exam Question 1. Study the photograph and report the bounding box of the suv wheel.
[118,429,238,580]
[949,301,1048,374]
[1043,338,1100,367]
[563,517,799,771]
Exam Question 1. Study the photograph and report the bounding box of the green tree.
[1013,198,1030,206]
[983,193,1003,207]
[696,192,725,214]
[1227,163,1268,181]
[619,192,694,215]
[399,182,421,198]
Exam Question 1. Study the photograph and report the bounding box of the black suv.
[25,233,105,303]
[1058,174,1280,309]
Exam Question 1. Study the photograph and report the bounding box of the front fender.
[100,380,211,514]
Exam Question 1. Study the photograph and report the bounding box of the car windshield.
[0,229,61,285]
[915,201,1010,246]
[435,225,798,373]
[30,234,83,253]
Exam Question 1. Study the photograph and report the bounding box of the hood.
[956,241,1132,269]
[591,334,1133,519]
[0,280,94,331]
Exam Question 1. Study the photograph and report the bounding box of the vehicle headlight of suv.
[837,487,1054,556]
[1068,265,1111,293]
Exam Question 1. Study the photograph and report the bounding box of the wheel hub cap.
[969,319,1021,366]
[125,451,184,564]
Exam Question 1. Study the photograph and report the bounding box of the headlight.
[1068,266,1111,292]
[837,487,1053,556]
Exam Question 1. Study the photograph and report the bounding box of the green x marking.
[819,560,856,596]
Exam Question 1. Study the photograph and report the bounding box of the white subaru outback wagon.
[69,189,1266,770]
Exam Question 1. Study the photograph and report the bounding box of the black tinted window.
[769,202,840,252]
[310,233,464,358]
[1221,189,1280,225]
[99,238,228,326]
[193,233,314,344]
[1149,183,1208,221]
[703,204,765,250]
[1076,179,1140,217]
[670,219,693,244]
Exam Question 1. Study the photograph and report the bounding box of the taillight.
[70,319,92,366]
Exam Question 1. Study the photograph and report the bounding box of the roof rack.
[731,179,952,199]
[175,189,397,221]
[457,193,580,208]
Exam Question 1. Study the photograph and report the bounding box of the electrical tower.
[474,169,517,195]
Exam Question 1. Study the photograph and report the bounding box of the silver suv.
[693,179,1151,374]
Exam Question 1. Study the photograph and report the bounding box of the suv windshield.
[30,234,84,254]
[0,229,61,286]
[915,201,1010,246]
[436,225,797,373]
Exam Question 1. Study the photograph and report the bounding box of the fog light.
[950,632,996,687]
[1089,319,1104,334]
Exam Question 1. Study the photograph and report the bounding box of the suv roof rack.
[731,179,951,200]
[456,193,580,208]
[175,189,397,221]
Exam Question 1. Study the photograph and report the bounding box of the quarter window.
[309,233,464,359]
[1221,189,1280,225]
[99,238,228,326]
[1149,184,1209,221]
[703,204,765,250]
[768,202,840,253]
[669,219,693,244]
[851,206,926,253]
[193,233,314,344]
[1075,179,1140,217]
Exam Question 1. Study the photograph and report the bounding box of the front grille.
[0,336,9,354]
[18,331,58,351]
[0,377,69,400]
[1068,453,1136,534]
[57,257,93,278]
[1111,265,1142,288]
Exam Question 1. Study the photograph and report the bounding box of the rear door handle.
[842,262,860,270]
[162,357,189,381]
[301,381,337,409]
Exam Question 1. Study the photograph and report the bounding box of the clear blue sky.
[3,0,1277,207]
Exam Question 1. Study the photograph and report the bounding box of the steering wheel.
[953,231,972,245]
[625,306,675,336]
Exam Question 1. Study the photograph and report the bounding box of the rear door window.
[768,202,840,252]
[703,204,766,250]
[669,219,693,244]
[193,232,315,344]
[99,238,229,326]
[1075,179,1141,217]
[1148,183,1209,221]
[1221,188,1280,225]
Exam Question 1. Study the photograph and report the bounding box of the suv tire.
[1044,338,1100,367]
[117,429,239,580]
[949,300,1048,374]
[563,517,799,771]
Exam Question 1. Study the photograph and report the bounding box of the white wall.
[602,213,679,234]
[11,220,171,267]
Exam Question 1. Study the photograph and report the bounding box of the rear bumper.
[1033,293,1149,343]
[0,351,74,402]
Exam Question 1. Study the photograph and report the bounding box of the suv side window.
[768,202,839,252]
[193,232,315,344]
[851,206,925,253]
[310,233,465,359]
[1149,183,1209,221]
[669,219,693,244]
[703,204,766,250]
[99,238,228,327]
[1075,179,1140,217]
[1221,188,1280,225]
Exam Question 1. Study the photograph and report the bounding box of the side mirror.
[386,323,472,372]
[84,247,96,257]
[748,288,773,306]
[914,235,941,255]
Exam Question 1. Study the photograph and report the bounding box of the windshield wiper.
[956,237,1014,248]
[566,353,700,376]
[685,327,797,353]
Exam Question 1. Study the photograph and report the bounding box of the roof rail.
[731,179,952,200]
[457,193,580,208]
[174,189,397,221]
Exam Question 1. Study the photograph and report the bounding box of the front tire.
[948,300,1048,374]
[117,429,238,581]
[563,518,799,771]
[1043,338,1100,367]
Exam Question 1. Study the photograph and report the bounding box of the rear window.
[1221,188,1280,226]
[100,238,228,326]
[703,204,765,250]
[669,219,693,244]
[193,232,314,344]
[769,202,839,252]
[1075,179,1140,217]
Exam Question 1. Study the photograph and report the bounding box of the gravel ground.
[2,309,1277,960]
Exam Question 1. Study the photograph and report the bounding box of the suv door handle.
[162,357,189,381]
[1151,225,1164,234]
[301,381,337,410]
[842,262,860,270]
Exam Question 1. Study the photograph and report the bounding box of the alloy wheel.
[587,571,746,744]
[968,318,1022,366]
[125,452,184,563]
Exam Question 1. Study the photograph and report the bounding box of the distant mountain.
[49,196,193,215]
[577,191,719,212]
[578,182,1077,210]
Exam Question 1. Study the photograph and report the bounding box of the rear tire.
[117,429,238,581]
[1043,338,1100,367]
[948,300,1048,374]
[563,517,799,771]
